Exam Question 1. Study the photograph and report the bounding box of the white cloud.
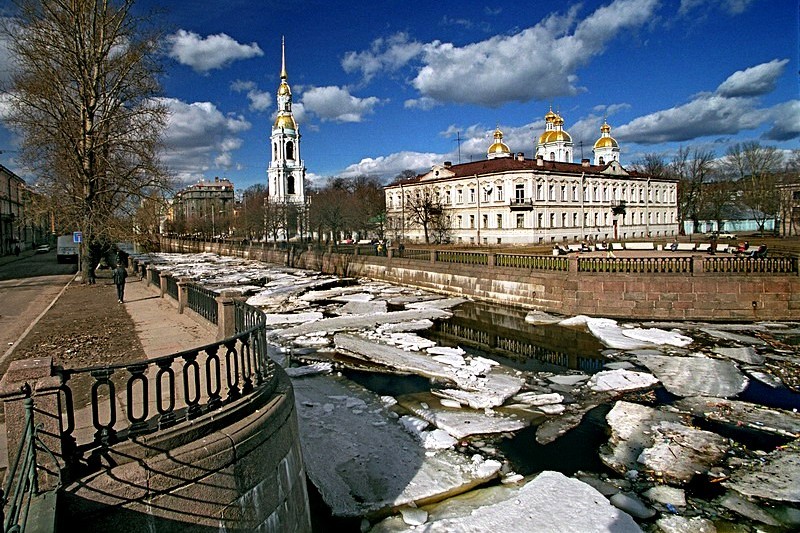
[339,151,442,181]
[614,59,796,144]
[716,59,788,98]
[679,0,756,16]
[762,100,800,142]
[231,79,273,112]
[342,33,425,83]
[159,97,251,182]
[404,97,439,110]
[166,30,263,74]
[341,0,658,107]
[301,86,383,123]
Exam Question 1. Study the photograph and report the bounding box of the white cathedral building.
[267,39,307,239]
[385,110,678,245]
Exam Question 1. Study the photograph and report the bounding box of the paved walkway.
[122,276,217,356]
[0,269,217,471]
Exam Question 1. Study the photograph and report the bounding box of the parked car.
[36,244,51,253]
[705,231,737,240]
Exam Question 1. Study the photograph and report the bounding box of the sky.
[0,0,798,194]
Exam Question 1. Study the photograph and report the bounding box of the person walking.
[112,263,128,303]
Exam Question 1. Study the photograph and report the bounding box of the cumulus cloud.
[614,59,795,144]
[341,0,658,107]
[231,79,273,112]
[761,100,800,142]
[301,86,383,123]
[159,97,251,182]
[716,59,788,98]
[166,30,263,73]
[339,151,442,180]
[679,0,756,16]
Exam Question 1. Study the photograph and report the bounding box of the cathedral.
[267,38,307,239]
[385,110,678,245]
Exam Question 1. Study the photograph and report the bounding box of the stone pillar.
[216,290,240,340]
[387,247,393,259]
[431,250,437,264]
[146,266,157,287]
[177,277,191,314]
[487,252,496,267]
[159,273,168,298]
[569,256,579,273]
[0,357,64,491]
[691,255,704,276]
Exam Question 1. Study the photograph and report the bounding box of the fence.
[187,283,219,324]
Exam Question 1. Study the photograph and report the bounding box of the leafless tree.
[670,147,716,234]
[405,184,445,244]
[722,142,783,234]
[1,0,169,281]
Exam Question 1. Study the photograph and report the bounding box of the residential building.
[171,177,235,236]
[385,112,679,245]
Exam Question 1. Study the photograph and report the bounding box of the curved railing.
[55,277,275,470]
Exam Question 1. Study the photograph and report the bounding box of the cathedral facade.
[385,111,679,245]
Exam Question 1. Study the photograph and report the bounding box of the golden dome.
[594,121,618,149]
[545,107,557,123]
[278,80,291,96]
[274,114,296,129]
[488,127,511,156]
[594,136,618,149]
[540,129,572,144]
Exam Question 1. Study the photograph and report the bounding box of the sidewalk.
[122,276,217,357]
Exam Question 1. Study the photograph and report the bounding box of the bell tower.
[267,37,306,206]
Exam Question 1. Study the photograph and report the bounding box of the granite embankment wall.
[162,239,800,321]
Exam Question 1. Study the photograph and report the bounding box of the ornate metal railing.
[148,266,160,286]
[399,248,432,261]
[578,256,692,274]
[187,283,219,324]
[495,253,569,271]
[704,256,798,274]
[57,307,274,462]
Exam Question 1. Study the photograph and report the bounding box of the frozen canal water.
[138,252,800,532]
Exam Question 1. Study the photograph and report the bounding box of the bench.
[671,243,697,251]
[623,242,655,250]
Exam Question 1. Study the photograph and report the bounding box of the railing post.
[487,252,495,267]
[0,357,64,491]
[387,247,393,259]
[691,255,704,276]
[216,290,239,340]
[177,277,191,314]
[159,273,168,298]
[431,250,437,264]
[569,256,579,273]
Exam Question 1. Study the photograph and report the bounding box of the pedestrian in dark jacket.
[112,264,128,303]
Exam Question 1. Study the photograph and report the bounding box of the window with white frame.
[516,213,524,228]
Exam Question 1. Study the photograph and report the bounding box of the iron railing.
[578,256,693,274]
[434,250,489,266]
[187,283,219,324]
[495,253,569,271]
[148,266,160,286]
[165,275,179,300]
[57,308,274,460]
[704,256,798,274]
[0,391,59,533]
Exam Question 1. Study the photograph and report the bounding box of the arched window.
[549,151,555,161]
[287,175,295,195]
[286,141,294,160]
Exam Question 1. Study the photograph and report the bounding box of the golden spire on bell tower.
[280,36,287,80]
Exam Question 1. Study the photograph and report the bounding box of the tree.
[236,184,268,241]
[670,147,716,234]
[405,184,444,244]
[722,142,783,234]
[2,0,169,281]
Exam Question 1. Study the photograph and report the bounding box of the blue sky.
[1,0,798,193]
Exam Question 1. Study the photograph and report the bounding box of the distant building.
[0,164,25,254]
[171,177,235,236]
[385,111,679,245]
[778,181,800,236]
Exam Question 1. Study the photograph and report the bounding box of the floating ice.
[588,369,659,392]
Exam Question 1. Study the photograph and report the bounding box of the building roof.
[386,157,666,188]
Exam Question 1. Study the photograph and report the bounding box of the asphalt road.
[0,250,77,363]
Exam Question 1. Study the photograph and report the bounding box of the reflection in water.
[425,301,607,374]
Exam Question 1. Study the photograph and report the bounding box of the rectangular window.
[457,189,463,204]
[497,214,503,228]
[470,188,476,203]
[516,214,524,228]
[536,184,544,201]
[537,213,543,228]
[445,190,451,204]
[470,215,475,229]
[550,213,556,227]
[572,185,578,201]
[549,184,555,201]
[482,214,488,228]
[496,186,505,202]
[561,185,567,201]
[515,184,525,203]
[457,215,463,228]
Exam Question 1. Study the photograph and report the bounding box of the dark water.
[301,300,800,531]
